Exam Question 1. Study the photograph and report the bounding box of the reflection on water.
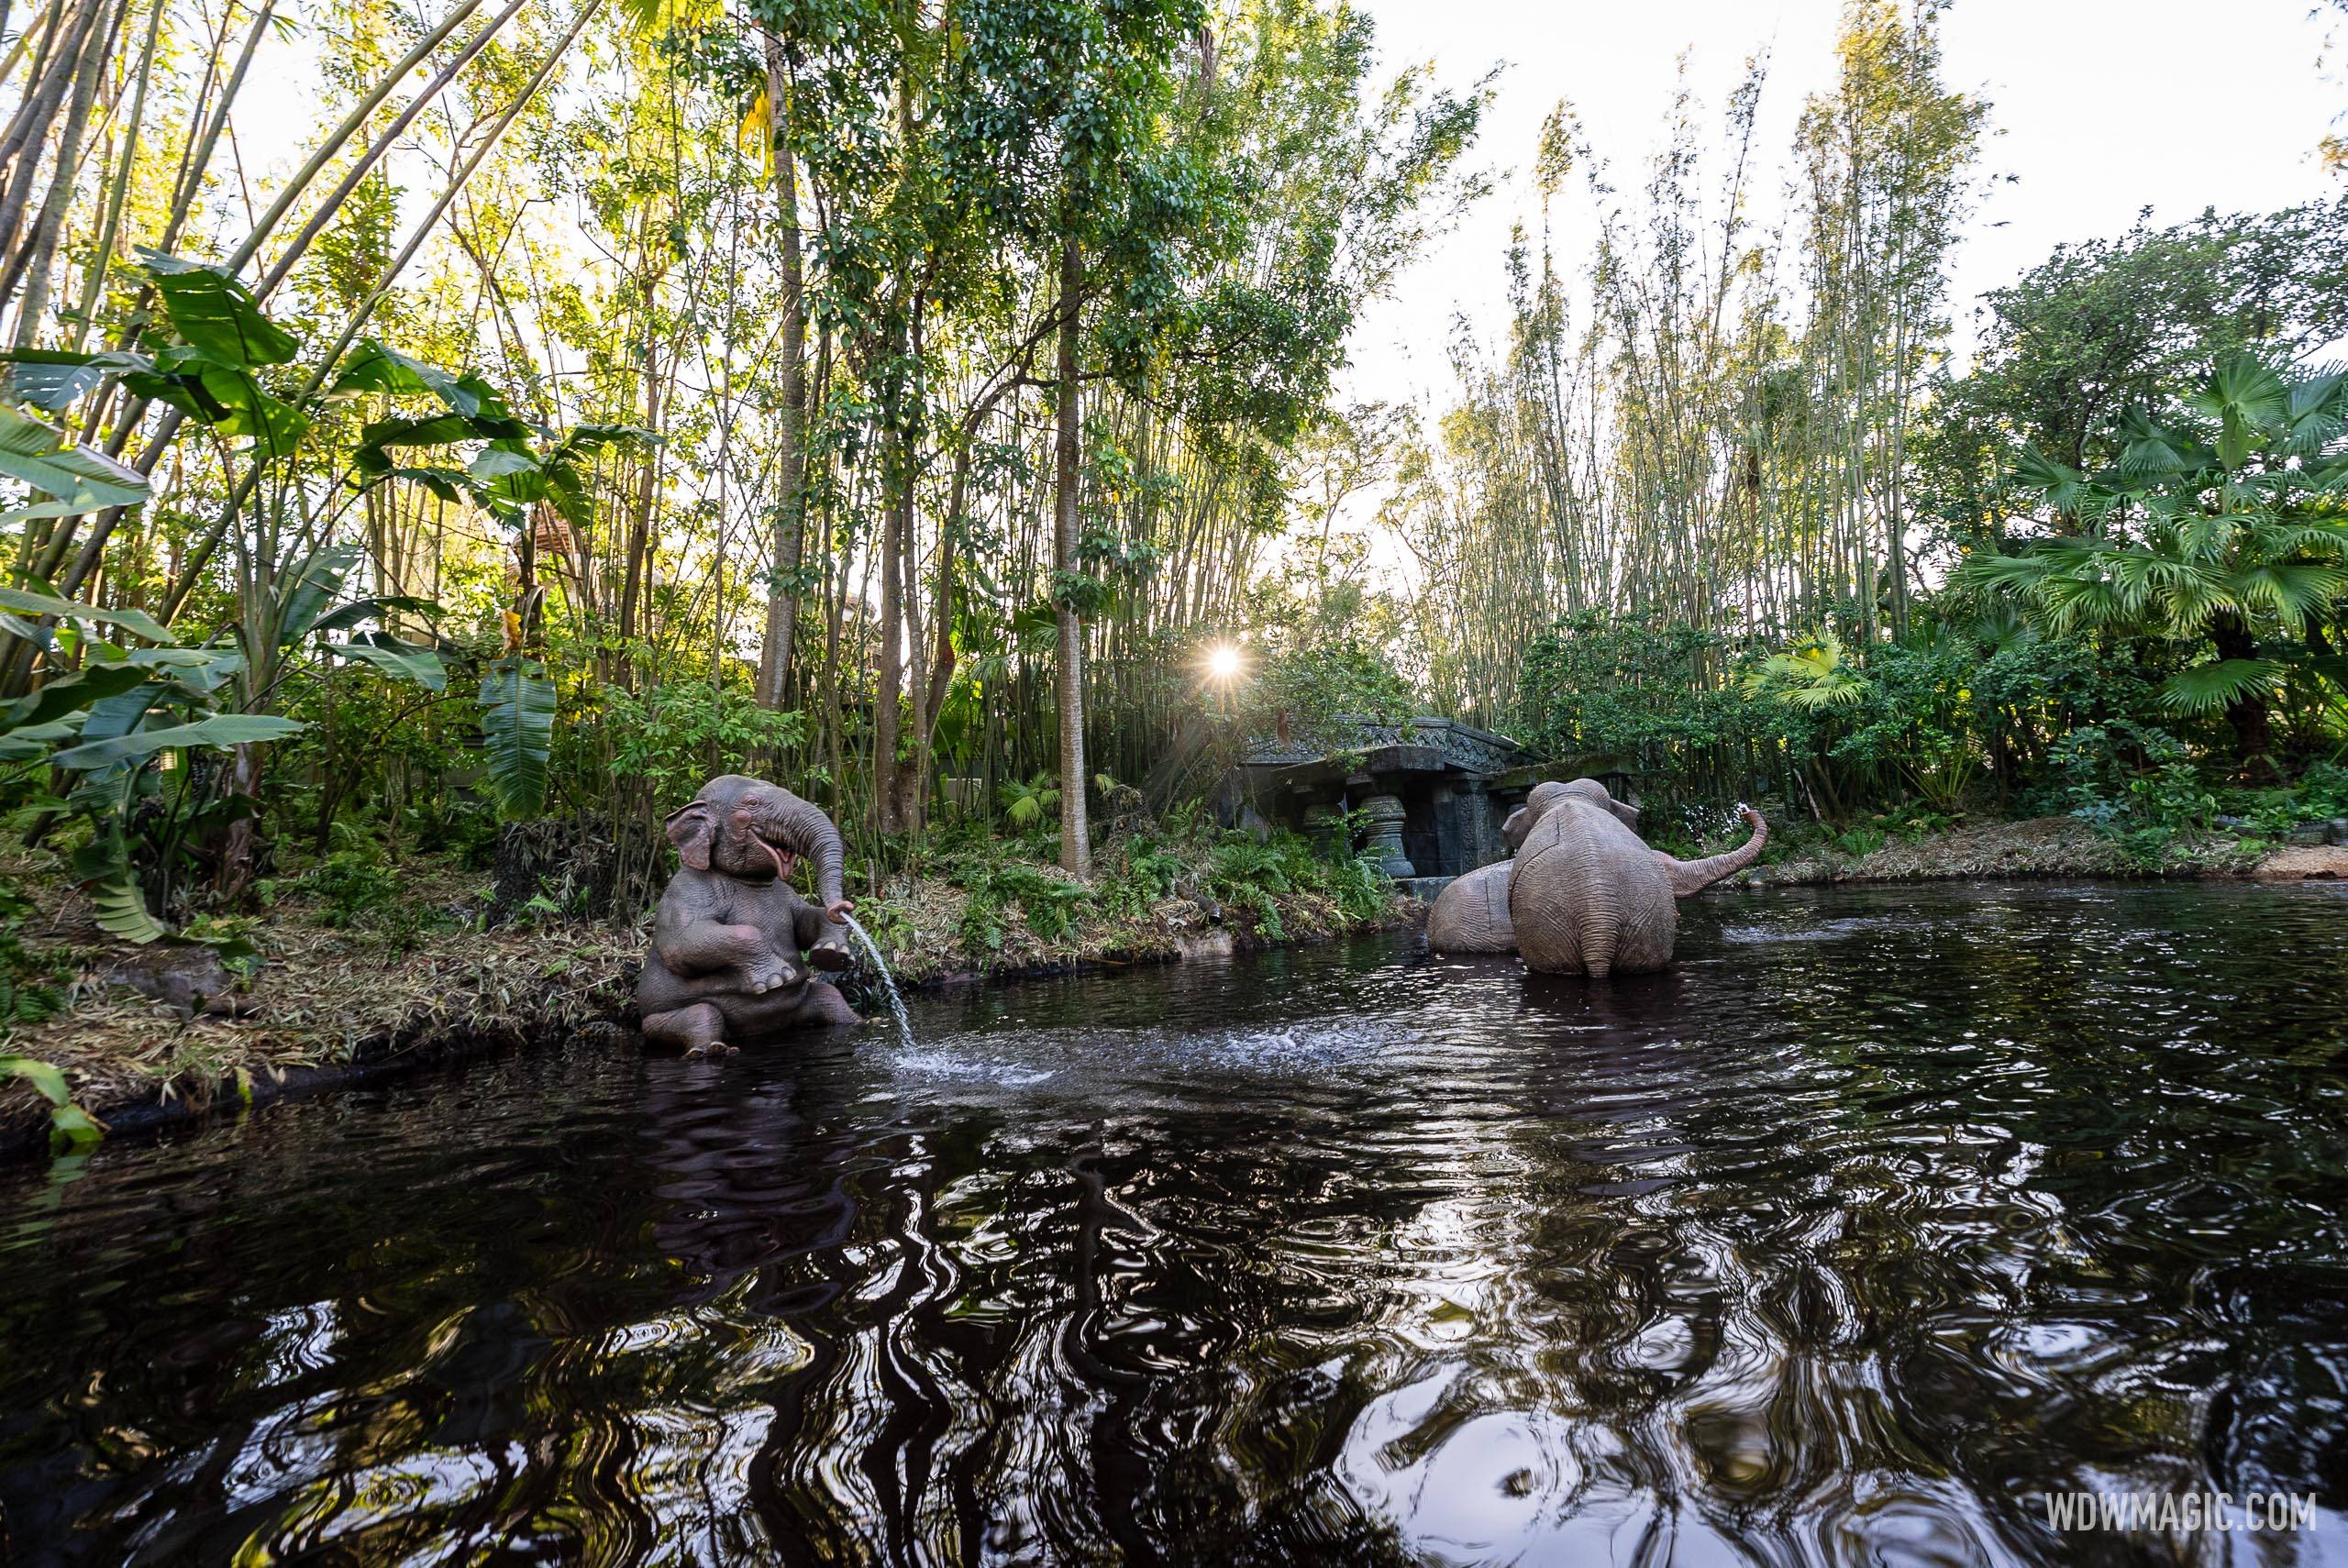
[4,882,2347,1565]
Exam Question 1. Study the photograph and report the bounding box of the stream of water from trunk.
[841,911,914,1050]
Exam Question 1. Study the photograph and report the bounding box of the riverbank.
[0,835,1416,1158]
[9,810,2342,1159]
[1732,812,2348,887]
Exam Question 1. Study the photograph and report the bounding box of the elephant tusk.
[751,833,792,881]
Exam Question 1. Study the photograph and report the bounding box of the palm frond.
[2229,560,2348,625]
[2010,447,2088,513]
[2110,409,2193,479]
[2159,658,2286,715]
[2169,512,2239,565]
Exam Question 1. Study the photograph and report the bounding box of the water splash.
[840,913,914,1050]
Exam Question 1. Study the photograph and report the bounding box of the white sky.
[1339,0,2345,413]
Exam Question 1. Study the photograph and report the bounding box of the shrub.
[599,683,807,806]
[2049,723,2214,866]
[0,886,65,1032]
[309,849,404,929]
[953,859,1091,948]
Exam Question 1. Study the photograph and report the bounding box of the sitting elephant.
[1508,778,1766,977]
[1425,793,1548,954]
[638,774,863,1053]
[1426,859,1516,953]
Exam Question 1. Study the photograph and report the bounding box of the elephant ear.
[1603,792,1641,830]
[664,802,716,870]
[1501,806,1532,856]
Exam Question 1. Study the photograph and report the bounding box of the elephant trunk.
[1662,808,1767,898]
[757,797,847,913]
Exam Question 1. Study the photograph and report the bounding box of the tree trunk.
[2211,613,2276,777]
[1052,235,1090,878]
[2,0,116,344]
[872,412,907,834]
[754,30,805,711]
[615,323,664,679]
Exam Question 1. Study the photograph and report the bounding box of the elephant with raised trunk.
[1507,778,1766,977]
[638,774,863,1053]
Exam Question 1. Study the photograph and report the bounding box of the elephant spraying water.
[637,774,864,1053]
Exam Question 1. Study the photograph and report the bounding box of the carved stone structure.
[1358,794,1413,878]
[1221,717,1623,897]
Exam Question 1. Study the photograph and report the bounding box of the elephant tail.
[1579,906,1617,978]
[1573,834,1620,978]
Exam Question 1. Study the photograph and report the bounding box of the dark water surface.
[6,882,2348,1566]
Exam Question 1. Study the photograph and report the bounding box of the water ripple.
[3,882,2346,1563]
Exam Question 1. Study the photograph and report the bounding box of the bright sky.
[1340,0,2345,413]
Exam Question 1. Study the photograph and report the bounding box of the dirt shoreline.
[7,815,2340,1165]
[1730,812,2348,888]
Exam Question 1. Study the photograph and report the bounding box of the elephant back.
[1427,861,1515,954]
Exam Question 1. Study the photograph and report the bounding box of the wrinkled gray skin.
[638,775,862,1053]
[1424,795,1545,954]
[1508,778,1767,977]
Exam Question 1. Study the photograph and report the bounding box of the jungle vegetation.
[0,0,2342,973]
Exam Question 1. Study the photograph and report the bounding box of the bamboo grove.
[0,0,1481,919]
[1392,12,1986,717]
[5,0,2346,943]
[1387,5,2348,823]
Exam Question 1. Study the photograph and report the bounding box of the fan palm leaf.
[2228,560,2348,624]
[2160,658,2286,715]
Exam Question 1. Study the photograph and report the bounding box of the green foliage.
[0,1054,103,1152]
[306,849,405,930]
[1745,631,1868,711]
[1521,612,1744,768]
[479,658,557,820]
[1922,198,2348,533]
[953,858,1092,950]
[1091,836,1188,922]
[0,886,66,1030]
[997,773,1061,831]
[2050,723,2216,866]
[1957,353,2348,762]
[0,405,152,513]
[602,684,806,806]
[1234,636,1417,768]
[1204,829,1388,939]
[1831,825,1888,858]
[1321,851,1391,924]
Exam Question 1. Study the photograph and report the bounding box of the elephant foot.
[644,1001,729,1055]
[802,979,860,1027]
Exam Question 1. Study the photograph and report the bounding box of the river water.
[4,882,2347,1566]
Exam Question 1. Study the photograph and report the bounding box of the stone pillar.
[1358,793,1414,878]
